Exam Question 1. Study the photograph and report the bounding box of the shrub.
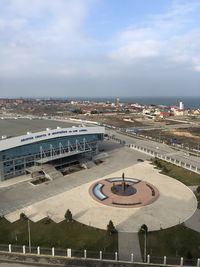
[107,220,117,235]
[44,217,51,224]
[162,166,169,173]
[20,212,27,221]
[65,209,73,222]
[140,224,148,234]
[196,186,200,194]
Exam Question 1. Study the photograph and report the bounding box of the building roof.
[0,125,105,152]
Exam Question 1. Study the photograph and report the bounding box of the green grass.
[0,218,117,252]
[152,158,200,186]
[139,224,200,259]
[148,159,200,261]
[195,188,200,209]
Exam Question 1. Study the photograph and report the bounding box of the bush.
[65,209,73,222]
[20,212,27,221]
[44,217,51,224]
[196,186,200,194]
[153,158,162,168]
[140,224,148,234]
[162,166,169,173]
[107,220,117,235]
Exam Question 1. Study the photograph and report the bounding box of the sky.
[0,0,200,98]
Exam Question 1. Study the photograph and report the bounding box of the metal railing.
[107,134,200,175]
[0,244,199,267]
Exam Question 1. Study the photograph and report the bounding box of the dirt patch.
[168,129,200,140]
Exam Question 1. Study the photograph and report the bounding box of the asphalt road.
[129,122,199,131]
[107,130,200,169]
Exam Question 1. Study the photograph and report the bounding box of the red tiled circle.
[89,178,160,208]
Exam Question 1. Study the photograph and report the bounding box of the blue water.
[68,97,200,109]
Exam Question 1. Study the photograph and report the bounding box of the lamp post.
[140,224,148,262]
[27,219,31,253]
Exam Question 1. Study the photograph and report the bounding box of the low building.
[0,126,104,181]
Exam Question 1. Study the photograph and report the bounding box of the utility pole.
[140,224,148,262]
[28,219,31,253]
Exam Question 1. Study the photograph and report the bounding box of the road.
[107,130,200,171]
[128,122,198,131]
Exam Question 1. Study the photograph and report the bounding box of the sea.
[67,97,200,109]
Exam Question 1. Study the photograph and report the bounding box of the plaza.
[2,142,197,233]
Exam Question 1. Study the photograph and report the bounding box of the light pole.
[27,219,31,253]
[140,224,148,262]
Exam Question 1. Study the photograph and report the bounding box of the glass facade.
[0,133,103,180]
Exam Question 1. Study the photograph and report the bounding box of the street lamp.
[140,224,148,262]
[27,219,31,253]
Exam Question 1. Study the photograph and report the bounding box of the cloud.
[0,0,200,97]
[110,40,160,62]
[0,0,93,76]
[108,0,200,73]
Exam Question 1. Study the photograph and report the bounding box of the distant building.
[15,99,24,104]
[115,97,120,105]
[179,101,184,110]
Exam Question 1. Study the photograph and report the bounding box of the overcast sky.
[0,0,200,97]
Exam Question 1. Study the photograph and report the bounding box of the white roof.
[0,126,105,152]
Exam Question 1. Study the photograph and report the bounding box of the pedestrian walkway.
[118,232,142,262]
[0,174,31,188]
[184,209,200,233]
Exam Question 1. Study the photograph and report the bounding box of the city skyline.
[0,0,200,97]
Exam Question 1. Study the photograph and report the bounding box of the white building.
[179,101,184,110]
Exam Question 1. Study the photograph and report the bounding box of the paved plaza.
[0,142,148,215]
[0,139,198,261]
[89,178,159,208]
[4,160,197,232]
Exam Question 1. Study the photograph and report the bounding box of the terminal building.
[0,126,105,181]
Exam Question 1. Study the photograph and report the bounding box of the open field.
[78,114,146,128]
[0,118,75,137]
[0,218,117,252]
[140,127,200,149]
[152,158,200,186]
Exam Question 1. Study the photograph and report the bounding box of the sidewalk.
[184,209,200,233]
[118,232,142,262]
[0,174,31,188]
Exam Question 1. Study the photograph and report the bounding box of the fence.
[128,143,200,175]
[108,135,200,175]
[0,244,199,267]
[108,137,200,174]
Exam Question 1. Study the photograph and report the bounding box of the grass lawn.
[0,217,117,252]
[152,158,200,186]
[147,158,200,262]
[139,225,200,259]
